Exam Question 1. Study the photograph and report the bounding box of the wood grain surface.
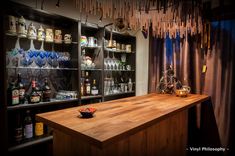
[36,93,209,148]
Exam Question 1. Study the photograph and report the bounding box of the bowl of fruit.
[78,107,96,118]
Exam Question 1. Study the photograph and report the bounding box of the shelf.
[8,134,53,152]
[104,48,135,53]
[81,46,102,49]
[81,68,102,71]
[104,91,135,97]
[7,67,78,71]
[104,69,135,72]
[5,33,78,45]
[7,98,78,111]
[81,95,102,100]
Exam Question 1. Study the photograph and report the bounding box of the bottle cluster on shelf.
[7,73,51,106]
[7,73,78,106]
[80,71,99,97]
[7,15,73,44]
[13,110,52,145]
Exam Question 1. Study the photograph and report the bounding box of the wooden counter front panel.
[53,110,188,156]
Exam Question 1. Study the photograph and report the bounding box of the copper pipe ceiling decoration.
[75,0,203,38]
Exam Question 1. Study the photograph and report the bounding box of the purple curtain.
[148,20,235,155]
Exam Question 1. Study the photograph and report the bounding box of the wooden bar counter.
[36,93,209,156]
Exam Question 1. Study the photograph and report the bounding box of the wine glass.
[35,50,46,68]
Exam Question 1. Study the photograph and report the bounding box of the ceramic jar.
[45,28,54,42]
[37,25,45,41]
[27,22,37,40]
[121,44,125,50]
[17,16,27,38]
[7,15,17,35]
[116,43,120,50]
[64,34,72,44]
[126,44,131,52]
[88,37,97,47]
[112,40,116,49]
[54,30,62,43]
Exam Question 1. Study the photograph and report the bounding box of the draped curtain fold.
[148,20,235,155]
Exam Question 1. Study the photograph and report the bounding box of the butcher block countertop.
[36,93,209,148]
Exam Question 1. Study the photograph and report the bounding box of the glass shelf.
[81,46,102,49]
[5,33,78,44]
[81,68,102,71]
[104,91,135,97]
[7,98,78,111]
[8,134,53,153]
[81,95,102,100]
[7,67,78,70]
[104,48,135,53]
[104,69,135,72]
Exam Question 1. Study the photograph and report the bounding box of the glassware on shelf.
[104,51,112,70]
[128,78,133,91]
[35,50,46,67]
[48,51,59,68]
[8,38,24,67]
[80,36,88,46]
[55,90,77,100]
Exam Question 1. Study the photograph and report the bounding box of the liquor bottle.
[42,78,51,102]
[7,81,19,106]
[91,79,98,95]
[17,73,25,104]
[29,80,40,103]
[14,113,23,143]
[81,79,85,96]
[24,110,33,139]
[80,71,85,96]
[35,110,44,137]
[35,81,42,102]
[85,71,91,95]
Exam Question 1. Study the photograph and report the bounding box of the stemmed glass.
[27,39,38,68]
[104,51,111,70]
[35,41,46,68]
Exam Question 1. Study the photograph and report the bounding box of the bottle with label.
[7,81,19,106]
[35,110,44,137]
[35,81,42,102]
[80,71,85,96]
[128,78,133,92]
[85,71,91,95]
[91,79,98,95]
[14,113,23,143]
[42,78,51,102]
[24,110,33,139]
[17,73,25,104]
[29,80,40,104]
